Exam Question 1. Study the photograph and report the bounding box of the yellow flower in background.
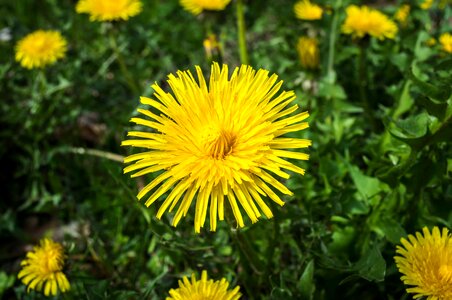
[122,63,311,233]
[395,4,410,25]
[76,0,142,22]
[18,238,70,296]
[15,30,67,69]
[395,227,452,300]
[297,37,319,69]
[342,5,398,40]
[203,34,221,60]
[420,0,434,9]
[180,0,231,15]
[166,270,241,300]
[439,33,452,53]
[294,0,323,20]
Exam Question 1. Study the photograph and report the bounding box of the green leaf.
[0,272,15,298]
[318,79,347,100]
[298,260,315,300]
[348,164,385,200]
[412,93,448,120]
[408,67,451,102]
[341,247,386,284]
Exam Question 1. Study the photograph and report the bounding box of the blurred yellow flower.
[122,63,311,233]
[395,4,410,25]
[180,0,231,15]
[297,37,319,69]
[395,227,452,300]
[18,238,70,296]
[15,30,67,69]
[420,0,434,9]
[76,0,142,22]
[166,270,241,300]
[342,5,398,40]
[439,33,452,53]
[203,34,220,60]
[294,0,323,20]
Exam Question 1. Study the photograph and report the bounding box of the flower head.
[342,5,398,40]
[420,0,434,10]
[395,227,452,300]
[180,0,231,15]
[15,30,67,69]
[395,4,410,25]
[122,63,311,233]
[76,0,142,22]
[297,37,320,69]
[18,238,70,296]
[294,0,323,21]
[203,34,221,61]
[166,270,241,300]
[439,33,452,53]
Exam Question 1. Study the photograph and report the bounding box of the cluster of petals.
[122,63,311,233]
[18,238,70,296]
[76,0,142,22]
[166,270,241,300]
[395,227,452,300]
[15,30,67,69]
[342,5,398,40]
[294,0,323,21]
[180,0,231,15]
[297,36,320,69]
[440,33,452,53]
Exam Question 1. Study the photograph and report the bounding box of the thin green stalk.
[108,32,140,95]
[358,44,377,130]
[58,147,124,163]
[327,0,342,82]
[236,0,249,65]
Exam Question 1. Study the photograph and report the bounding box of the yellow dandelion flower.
[294,0,323,21]
[15,30,67,70]
[76,0,142,22]
[122,62,311,233]
[18,238,70,296]
[439,33,452,53]
[395,227,452,300]
[395,4,410,25]
[297,37,320,70]
[342,5,398,40]
[420,0,434,10]
[166,270,241,300]
[180,0,231,15]
[203,34,220,60]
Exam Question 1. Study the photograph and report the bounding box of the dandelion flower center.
[204,129,236,159]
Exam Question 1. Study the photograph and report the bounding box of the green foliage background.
[0,0,451,299]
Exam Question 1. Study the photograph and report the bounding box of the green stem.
[58,147,124,163]
[358,44,377,130]
[327,0,342,82]
[108,32,140,95]
[236,0,249,65]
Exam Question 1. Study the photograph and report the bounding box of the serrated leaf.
[408,67,451,102]
[412,93,448,119]
[342,247,386,283]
